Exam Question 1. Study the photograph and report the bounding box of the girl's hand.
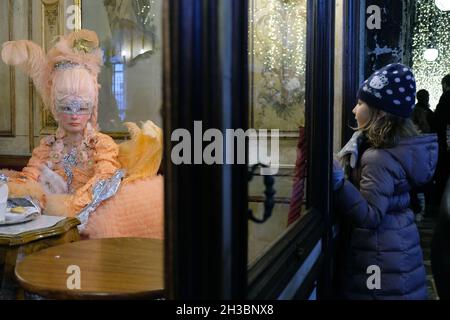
[332,159,345,191]
[337,130,362,168]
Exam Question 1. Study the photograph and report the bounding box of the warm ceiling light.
[424,48,439,61]
[435,0,450,11]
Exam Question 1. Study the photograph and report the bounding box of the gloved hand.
[39,165,68,195]
[337,130,362,168]
[332,159,345,191]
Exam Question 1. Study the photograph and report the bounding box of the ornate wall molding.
[74,0,82,31]
[28,0,34,151]
[0,0,16,137]
[39,0,64,134]
[41,0,63,51]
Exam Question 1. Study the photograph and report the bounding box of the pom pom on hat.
[357,63,416,118]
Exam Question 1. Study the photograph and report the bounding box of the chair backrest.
[0,156,30,171]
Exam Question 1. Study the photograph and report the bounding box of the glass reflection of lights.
[435,0,450,11]
[423,48,439,61]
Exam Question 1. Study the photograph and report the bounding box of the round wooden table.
[0,216,80,299]
[15,238,164,299]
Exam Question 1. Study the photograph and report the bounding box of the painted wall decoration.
[40,0,66,134]
[249,0,307,131]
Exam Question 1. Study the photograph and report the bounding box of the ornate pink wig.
[1,30,103,128]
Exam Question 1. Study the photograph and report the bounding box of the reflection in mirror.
[247,0,308,265]
[82,0,163,135]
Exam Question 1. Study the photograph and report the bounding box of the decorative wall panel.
[249,0,307,131]
[40,0,65,134]
[0,0,16,137]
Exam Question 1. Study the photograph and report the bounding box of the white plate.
[0,216,35,226]
[0,208,39,226]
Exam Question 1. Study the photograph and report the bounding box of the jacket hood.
[384,134,438,188]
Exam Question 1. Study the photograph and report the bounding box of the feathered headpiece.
[1,29,103,128]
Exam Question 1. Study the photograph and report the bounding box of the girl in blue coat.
[333,63,438,299]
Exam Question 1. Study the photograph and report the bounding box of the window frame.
[163,0,335,299]
[248,0,336,299]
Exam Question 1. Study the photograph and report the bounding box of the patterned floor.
[417,215,439,300]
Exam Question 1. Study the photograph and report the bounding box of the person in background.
[433,75,450,207]
[410,89,436,221]
[412,89,435,134]
[431,175,450,300]
[333,63,438,299]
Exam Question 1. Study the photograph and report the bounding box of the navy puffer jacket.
[335,134,438,300]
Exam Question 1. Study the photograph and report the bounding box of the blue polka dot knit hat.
[357,63,416,118]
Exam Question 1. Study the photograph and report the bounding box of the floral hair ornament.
[73,38,95,54]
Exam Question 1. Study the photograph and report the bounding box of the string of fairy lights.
[412,0,450,109]
[250,0,307,119]
[251,0,306,79]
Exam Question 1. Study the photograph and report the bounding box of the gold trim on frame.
[28,0,35,151]
[74,0,82,31]
[0,217,80,246]
[40,105,58,135]
[41,0,63,52]
[40,0,63,134]
[0,0,16,137]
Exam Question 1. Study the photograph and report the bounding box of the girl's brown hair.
[357,107,419,149]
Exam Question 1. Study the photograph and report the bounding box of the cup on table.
[0,181,9,223]
[0,201,6,223]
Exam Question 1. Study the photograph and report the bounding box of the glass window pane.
[82,0,163,135]
[247,0,308,265]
